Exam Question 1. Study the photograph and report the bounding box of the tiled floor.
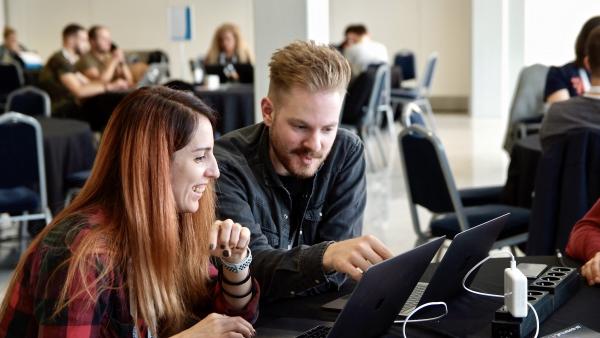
[0,113,510,299]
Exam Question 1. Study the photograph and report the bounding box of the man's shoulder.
[46,51,74,73]
[215,123,265,166]
[335,127,362,148]
[76,52,99,69]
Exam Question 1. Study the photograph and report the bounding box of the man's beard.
[270,132,326,178]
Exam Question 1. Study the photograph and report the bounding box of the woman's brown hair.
[1,86,217,336]
[205,23,253,65]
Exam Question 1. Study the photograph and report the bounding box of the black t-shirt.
[544,61,589,101]
[278,175,311,245]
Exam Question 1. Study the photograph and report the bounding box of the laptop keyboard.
[400,282,429,316]
[295,325,331,338]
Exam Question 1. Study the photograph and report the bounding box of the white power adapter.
[504,260,528,317]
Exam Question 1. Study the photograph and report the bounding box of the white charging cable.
[461,251,539,338]
[528,302,540,338]
[393,301,448,338]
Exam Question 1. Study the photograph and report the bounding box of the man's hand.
[581,252,600,286]
[322,235,393,280]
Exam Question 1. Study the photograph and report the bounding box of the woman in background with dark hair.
[545,16,600,104]
[0,86,258,338]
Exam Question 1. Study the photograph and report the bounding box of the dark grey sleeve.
[215,164,339,302]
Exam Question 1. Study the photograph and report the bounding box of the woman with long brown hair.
[0,86,258,337]
[205,23,253,66]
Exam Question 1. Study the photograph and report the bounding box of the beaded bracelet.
[220,247,252,273]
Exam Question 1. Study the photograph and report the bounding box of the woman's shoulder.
[39,211,109,258]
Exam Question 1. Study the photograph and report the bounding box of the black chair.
[64,170,91,206]
[5,86,51,116]
[398,125,529,249]
[393,49,416,83]
[391,53,438,132]
[0,63,25,110]
[0,112,52,253]
[400,102,429,129]
[341,64,395,169]
[527,129,600,255]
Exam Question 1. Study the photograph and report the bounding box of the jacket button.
[283,214,289,220]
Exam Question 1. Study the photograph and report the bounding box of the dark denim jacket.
[214,123,366,302]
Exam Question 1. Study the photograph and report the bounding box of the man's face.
[92,28,112,53]
[74,30,90,56]
[5,33,18,51]
[345,32,360,46]
[262,86,344,178]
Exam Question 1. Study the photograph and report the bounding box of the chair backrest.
[364,63,391,126]
[417,52,438,96]
[340,65,379,126]
[393,49,416,81]
[5,86,51,116]
[400,102,428,129]
[398,125,469,232]
[0,112,48,209]
[503,64,549,152]
[0,63,25,98]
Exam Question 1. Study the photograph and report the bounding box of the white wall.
[6,0,254,81]
[329,0,472,98]
[0,0,5,34]
[523,0,600,67]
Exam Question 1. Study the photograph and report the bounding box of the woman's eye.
[195,156,206,162]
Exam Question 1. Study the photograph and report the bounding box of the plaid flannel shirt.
[0,214,259,338]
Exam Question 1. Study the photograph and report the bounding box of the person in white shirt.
[343,24,389,77]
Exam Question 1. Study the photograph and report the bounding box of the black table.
[39,117,96,214]
[501,135,542,208]
[194,83,254,136]
[256,256,598,337]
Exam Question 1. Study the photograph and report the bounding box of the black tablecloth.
[39,117,96,214]
[256,256,598,337]
[501,135,542,208]
[194,83,254,136]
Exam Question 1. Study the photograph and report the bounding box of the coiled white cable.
[394,301,448,338]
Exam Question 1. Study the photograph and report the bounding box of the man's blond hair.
[268,40,351,104]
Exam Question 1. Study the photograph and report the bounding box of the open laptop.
[258,237,445,338]
[204,63,254,84]
[322,213,509,316]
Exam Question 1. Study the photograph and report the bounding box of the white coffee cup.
[206,75,220,90]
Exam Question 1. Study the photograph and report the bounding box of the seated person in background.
[544,16,600,105]
[343,24,388,78]
[215,40,393,302]
[566,198,600,286]
[204,23,253,83]
[0,26,25,68]
[0,87,259,338]
[76,25,134,88]
[38,23,128,117]
[540,26,600,152]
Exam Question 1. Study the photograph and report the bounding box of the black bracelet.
[221,285,254,299]
[220,271,251,286]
